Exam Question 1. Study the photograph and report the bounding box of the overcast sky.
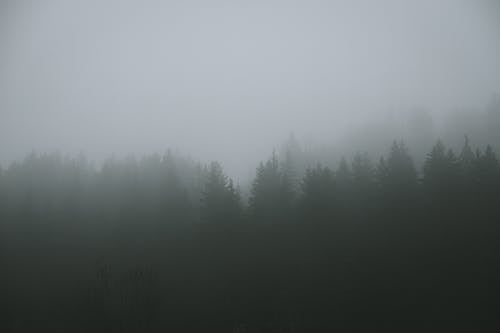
[1,0,499,178]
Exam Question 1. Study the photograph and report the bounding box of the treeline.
[0,139,499,332]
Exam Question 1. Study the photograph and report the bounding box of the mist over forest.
[1,0,500,332]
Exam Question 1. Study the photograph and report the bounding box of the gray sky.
[1,0,500,178]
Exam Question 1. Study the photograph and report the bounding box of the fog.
[1,0,500,179]
[3,2,500,330]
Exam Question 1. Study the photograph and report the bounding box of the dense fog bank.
[2,0,500,179]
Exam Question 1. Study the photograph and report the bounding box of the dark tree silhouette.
[200,161,241,225]
[249,151,293,223]
[458,135,478,187]
[300,164,335,225]
[423,140,460,196]
[476,145,500,197]
[1,139,499,332]
[378,141,417,206]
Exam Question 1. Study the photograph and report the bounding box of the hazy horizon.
[1,0,500,179]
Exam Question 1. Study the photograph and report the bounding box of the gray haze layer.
[1,0,500,179]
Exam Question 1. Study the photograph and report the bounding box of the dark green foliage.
[376,141,418,215]
[384,141,418,192]
[1,139,500,332]
[249,152,294,223]
[423,140,460,193]
[476,145,500,196]
[300,164,335,224]
[200,162,241,225]
[459,136,476,176]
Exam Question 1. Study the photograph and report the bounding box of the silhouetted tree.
[476,145,500,197]
[200,162,241,225]
[379,141,417,199]
[249,151,293,223]
[459,136,477,182]
[1,139,499,332]
[300,164,335,224]
[423,140,460,196]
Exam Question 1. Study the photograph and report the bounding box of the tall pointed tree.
[476,145,500,197]
[300,164,335,223]
[200,162,241,225]
[422,140,460,194]
[249,152,293,223]
[458,136,478,188]
[380,141,417,197]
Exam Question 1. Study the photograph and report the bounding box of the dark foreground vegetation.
[1,138,499,332]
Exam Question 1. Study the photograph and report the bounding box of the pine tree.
[300,164,335,223]
[249,152,293,223]
[458,135,478,189]
[381,141,417,196]
[200,162,241,225]
[476,145,500,196]
[423,140,459,194]
[333,157,355,216]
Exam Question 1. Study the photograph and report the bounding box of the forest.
[2,0,500,331]
[1,137,499,332]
